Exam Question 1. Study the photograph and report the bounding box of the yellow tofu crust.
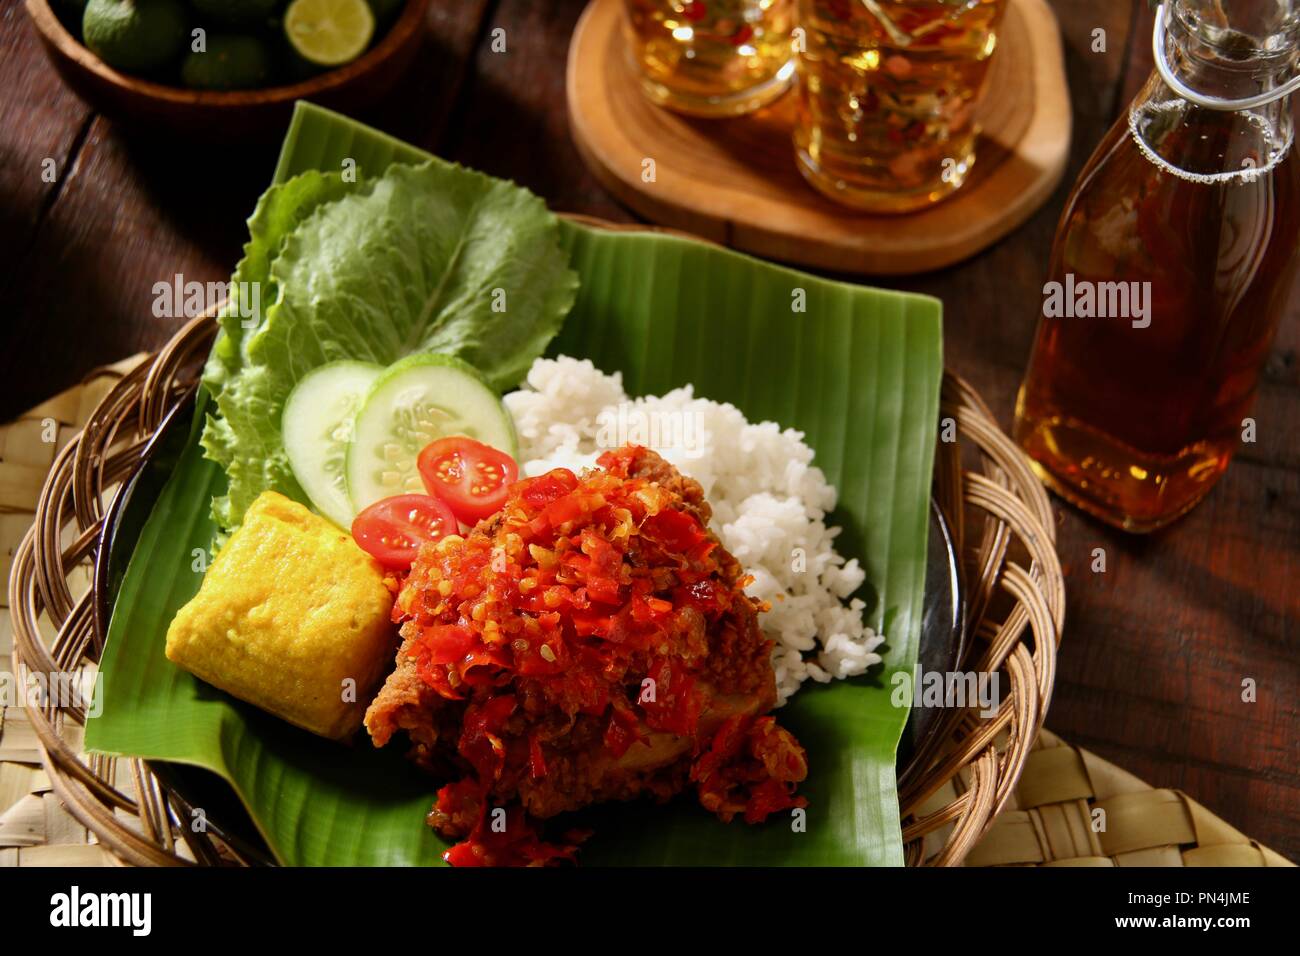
[166,491,396,740]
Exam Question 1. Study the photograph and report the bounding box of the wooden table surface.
[1,1,1296,860]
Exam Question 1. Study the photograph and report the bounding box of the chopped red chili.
[372,445,807,865]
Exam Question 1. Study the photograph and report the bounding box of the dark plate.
[897,498,967,769]
[95,390,964,865]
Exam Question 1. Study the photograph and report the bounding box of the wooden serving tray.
[566,0,1072,275]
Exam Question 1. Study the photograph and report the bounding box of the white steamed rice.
[504,356,883,705]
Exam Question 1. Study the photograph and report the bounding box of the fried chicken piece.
[365,445,806,864]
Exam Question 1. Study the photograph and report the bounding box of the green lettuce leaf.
[203,170,353,398]
[201,160,579,532]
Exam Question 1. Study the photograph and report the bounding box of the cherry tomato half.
[351,494,458,570]
[418,437,519,524]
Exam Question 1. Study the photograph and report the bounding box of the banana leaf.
[85,103,943,866]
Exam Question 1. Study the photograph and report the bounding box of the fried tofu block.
[166,491,395,740]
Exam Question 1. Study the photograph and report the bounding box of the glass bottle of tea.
[1014,0,1300,532]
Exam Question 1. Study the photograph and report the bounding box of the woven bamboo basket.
[6,307,1065,866]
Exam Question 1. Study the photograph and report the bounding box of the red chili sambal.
[365,445,807,865]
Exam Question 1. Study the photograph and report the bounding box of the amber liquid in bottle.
[1014,80,1300,532]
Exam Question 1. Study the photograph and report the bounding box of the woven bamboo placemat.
[922,729,1293,866]
[1,359,1291,868]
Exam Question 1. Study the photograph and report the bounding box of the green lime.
[181,33,272,89]
[189,0,280,28]
[82,0,188,73]
[283,0,374,67]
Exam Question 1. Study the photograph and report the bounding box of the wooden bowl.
[24,0,430,141]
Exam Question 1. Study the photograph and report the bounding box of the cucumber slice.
[346,354,518,513]
[282,360,382,528]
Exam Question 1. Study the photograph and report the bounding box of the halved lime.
[283,0,375,68]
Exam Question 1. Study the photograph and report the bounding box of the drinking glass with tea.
[793,0,1007,213]
[1014,0,1300,532]
[623,0,796,117]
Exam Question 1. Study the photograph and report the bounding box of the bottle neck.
[1166,0,1299,102]
[1170,0,1300,55]
[1130,2,1297,182]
